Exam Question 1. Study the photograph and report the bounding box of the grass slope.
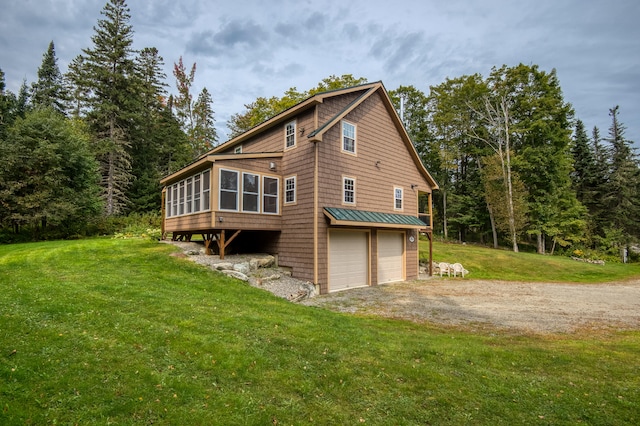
[425,240,640,282]
[1,239,639,424]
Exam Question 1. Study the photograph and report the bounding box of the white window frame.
[186,177,193,214]
[394,186,403,211]
[171,184,178,216]
[219,168,239,211]
[201,169,211,212]
[285,120,296,149]
[342,121,356,154]
[263,176,279,215]
[178,181,185,215]
[193,174,201,212]
[242,172,260,213]
[234,145,242,154]
[343,176,356,205]
[164,169,211,218]
[284,176,296,204]
[165,187,172,217]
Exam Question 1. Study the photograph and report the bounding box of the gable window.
[285,121,296,149]
[263,176,279,214]
[242,172,260,213]
[343,176,356,204]
[285,176,296,204]
[342,121,356,154]
[234,145,242,154]
[219,169,239,211]
[394,187,403,211]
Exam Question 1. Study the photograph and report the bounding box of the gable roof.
[198,82,438,190]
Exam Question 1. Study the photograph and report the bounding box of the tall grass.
[1,239,639,424]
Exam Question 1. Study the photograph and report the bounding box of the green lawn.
[1,238,639,424]
[424,239,640,282]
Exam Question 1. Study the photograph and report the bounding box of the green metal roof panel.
[324,207,426,227]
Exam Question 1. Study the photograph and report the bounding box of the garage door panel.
[378,232,404,284]
[329,231,368,292]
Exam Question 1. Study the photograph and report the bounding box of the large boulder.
[221,270,249,281]
[214,262,234,271]
[250,255,275,270]
[233,262,251,275]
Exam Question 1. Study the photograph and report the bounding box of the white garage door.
[378,232,404,284]
[329,230,368,292]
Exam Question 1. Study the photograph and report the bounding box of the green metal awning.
[324,207,427,229]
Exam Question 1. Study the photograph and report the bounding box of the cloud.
[187,20,269,57]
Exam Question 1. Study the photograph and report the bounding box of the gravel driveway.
[166,241,640,335]
[300,278,640,334]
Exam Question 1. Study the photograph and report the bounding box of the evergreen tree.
[604,106,640,241]
[0,108,101,236]
[191,87,217,154]
[69,0,137,215]
[31,41,67,114]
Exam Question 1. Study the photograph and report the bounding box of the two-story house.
[161,82,438,294]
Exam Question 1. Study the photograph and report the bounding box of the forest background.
[1,0,638,262]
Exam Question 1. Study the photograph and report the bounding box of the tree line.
[0,0,214,240]
[1,0,639,260]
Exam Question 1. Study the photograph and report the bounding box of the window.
[394,187,403,210]
[285,176,296,204]
[263,176,279,214]
[165,187,172,217]
[242,172,260,213]
[164,169,211,218]
[202,170,211,211]
[343,177,355,204]
[171,184,178,216]
[285,121,296,149]
[193,174,201,212]
[342,121,356,154]
[234,145,242,154]
[178,181,185,215]
[219,169,238,211]
[186,178,193,214]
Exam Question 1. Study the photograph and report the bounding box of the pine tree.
[191,87,217,155]
[31,41,67,114]
[69,0,137,215]
[604,106,640,241]
[571,120,598,209]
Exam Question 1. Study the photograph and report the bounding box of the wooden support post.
[216,229,241,260]
[202,233,216,255]
[218,230,225,259]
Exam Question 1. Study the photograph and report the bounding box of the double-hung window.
[285,176,296,204]
[202,170,211,211]
[219,169,239,211]
[242,172,260,213]
[165,187,172,217]
[285,121,296,149]
[186,178,193,214]
[394,187,403,211]
[343,177,355,205]
[342,121,356,154]
[171,184,178,216]
[193,174,201,212]
[263,176,279,214]
[178,181,185,215]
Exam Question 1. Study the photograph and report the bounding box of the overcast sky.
[1,0,639,146]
